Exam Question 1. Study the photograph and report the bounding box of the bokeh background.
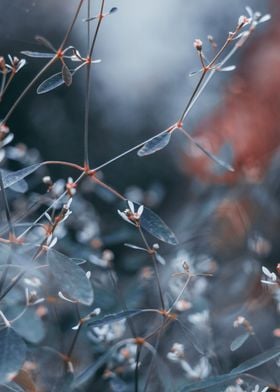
[0,0,280,390]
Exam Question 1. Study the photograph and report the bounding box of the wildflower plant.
[0,2,279,392]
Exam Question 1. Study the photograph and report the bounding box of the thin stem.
[108,269,137,338]
[91,175,126,200]
[0,270,25,301]
[59,0,85,50]
[179,126,234,171]
[134,344,142,392]
[179,69,207,124]
[83,62,91,167]
[167,275,191,313]
[181,36,243,121]
[90,29,242,175]
[0,72,14,101]
[143,321,166,392]
[138,226,165,310]
[0,171,15,295]
[87,0,91,50]
[43,160,84,171]
[67,323,82,358]
[0,72,7,100]
[1,57,57,125]
[67,304,82,358]
[179,28,241,125]
[92,128,169,173]
[0,171,14,237]
[84,0,106,168]
[89,0,105,59]
[1,0,85,125]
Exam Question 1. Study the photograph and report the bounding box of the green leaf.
[140,205,178,245]
[230,333,250,351]
[1,164,42,190]
[0,328,26,383]
[47,249,94,306]
[137,132,171,157]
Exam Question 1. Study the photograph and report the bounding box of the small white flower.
[117,201,144,226]
[44,212,52,223]
[188,310,209,325]
[6,55,26,73]
[89,307,101,317]
[72,308,101,330]
[72,322,81,330]
[66,178,77,196]
[58,291,77,303]
[252,385,269,392]
[193,39,203,51]
[42,175,52,184]
[192,357,211,379]
[0,133,14,148]
[65,196,73,209]
[261,266,277,286]
[167,343,185,361]
[238,15,251,28]
[244,7,271,28]
[233,316,246,328]
[60,209,72,223]
[0,310,11,327]
[91,319,126,343]
[175,299,192,312]
[70,49,101,64]
[174,356,211,380]
[47,236,58,249]
[25,288,45,306]
[24,276,42,287]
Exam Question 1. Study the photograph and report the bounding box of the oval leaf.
[183,128,234,172]
[47,249,94,306]
[124,243,147,252]
[1,170,28,193]
[12,308,45,344]
[137,132,171,157]
[230,345,280,374]
[0,383,25,391]
[21,51,55,58]
[180,373,238,392]
[1,164,42,190]
[193,137,234,172]
[35,35,56,52]
[37,72,65,94]
[180,346,280,391]
[211,143,234,175]
[28,347,71,392]
[230,332,250,352]
[88,309,142,328]
[0,328,26,383]
[62,64,72,87]
[73,350,113,389]
[140,205,178,245]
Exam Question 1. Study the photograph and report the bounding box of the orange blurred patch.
[184,1,280,184]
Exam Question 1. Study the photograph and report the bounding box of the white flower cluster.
[167,342,211,379]
[117,200,144,226]
[89,319,126,343]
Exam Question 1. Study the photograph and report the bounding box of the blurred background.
[0,0,280,389]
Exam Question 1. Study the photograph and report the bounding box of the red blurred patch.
[184,1,280,184]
